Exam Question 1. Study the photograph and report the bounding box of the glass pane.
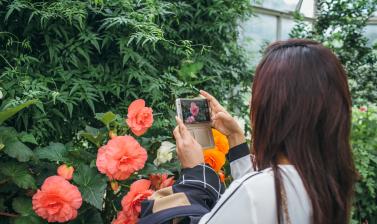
[300,0,315,18]
[239,14,278,66]
[364,25,377,46]
[253,0,299,12]
[281,18,296,40]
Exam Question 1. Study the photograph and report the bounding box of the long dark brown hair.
[251,39,356,224]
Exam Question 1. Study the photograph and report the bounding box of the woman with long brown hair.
[139,39,357,224]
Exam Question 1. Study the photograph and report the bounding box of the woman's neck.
[277,155,291,165]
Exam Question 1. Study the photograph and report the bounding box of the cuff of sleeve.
[178,164,224,198]
[226,142,250,162]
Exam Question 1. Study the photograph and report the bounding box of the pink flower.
[32,176,82,223]
[96,136,147,180]
[149,173,175,190]
[120,179,154,223]
[185,115,195,123]
[112,210,135,224]
[190,102,199,116]
[126,99,154,136]
[359,106,367,112]
[57,164,74,180]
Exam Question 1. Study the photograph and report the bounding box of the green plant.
[290,0,377,104]
[0,0,252,223]
[351,105,377,224]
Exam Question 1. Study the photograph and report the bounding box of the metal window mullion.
[296,0,304,11]
[277,16,282,40]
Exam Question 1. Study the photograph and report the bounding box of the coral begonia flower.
[203,149,226,172]
[96,136,147,180]
[126,99,154,136]
[112,210,133,224]
[32,176,82,223]
[218,171,226,183]
[120,179,154,223]
[212,129,230,154]
[149,173,175,190]
[57,164,74,180]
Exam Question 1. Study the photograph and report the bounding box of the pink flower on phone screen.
[185,116,195,123]
[190,102,199,117]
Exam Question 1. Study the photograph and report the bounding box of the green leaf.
[34,142,68,162]
[18,132,38,145]
[73,165,107,210]
[12,197,33,215]
[0,100,37,125]
[12,216,43,224]
[0,163,36,189]
[0,127,34,162]
[11,198,43,224]
[178,61,204,80]
[138,163,174,176]
[4,140,34,162]
[95,111,117,127]
[68,207,103,224]
[79,126,104,147]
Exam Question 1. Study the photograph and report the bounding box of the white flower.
[154,141,175,166]
[0,89,3,99]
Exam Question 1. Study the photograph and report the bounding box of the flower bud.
[109,130,117,139]
[57,164,74,180]
[111,181,120,192]
[218,171,225,183]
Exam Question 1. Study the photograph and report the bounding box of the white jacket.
[139,143,312,224]
[199,147,312,224]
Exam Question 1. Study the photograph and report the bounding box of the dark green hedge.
[0,0,252,145]
[0,0,252,223]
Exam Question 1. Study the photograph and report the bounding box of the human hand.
[173,116,204,168]
[200,90,245,148]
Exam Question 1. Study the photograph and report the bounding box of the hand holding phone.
[199,90,245,148]
[175,98,215,149]
[173,117,204,168]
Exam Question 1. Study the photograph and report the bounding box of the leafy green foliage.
[0,0,252,222]
[290,0,377,104]
[0,100,37,125]
[0,0,252,145]
[11,197,43,224]
[73,165,107,210]
[34,142,68,163]
[0,127,34,162]
[69,207,103,224]
[0,162,36,189]
[351,106,377,223]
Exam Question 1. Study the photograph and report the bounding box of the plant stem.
[0,211,18,217]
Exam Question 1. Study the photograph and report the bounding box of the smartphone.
[176,98,215,149]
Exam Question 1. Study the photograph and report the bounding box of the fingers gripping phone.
[176,98,215,149]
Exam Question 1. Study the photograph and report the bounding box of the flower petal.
[130,179,151,192]
[128,99,145,117]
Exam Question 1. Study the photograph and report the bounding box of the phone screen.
[180,99,211,124]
